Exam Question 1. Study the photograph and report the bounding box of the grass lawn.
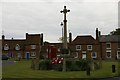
[2,59,120,78]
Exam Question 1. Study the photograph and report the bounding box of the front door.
[82,51,86,59]
[26,52,30,60]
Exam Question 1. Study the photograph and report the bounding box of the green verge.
[2,59,119,78]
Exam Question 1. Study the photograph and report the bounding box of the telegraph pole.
[60,6,70,71]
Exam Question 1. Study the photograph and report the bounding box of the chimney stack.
[41,33,43,45]
[26,33,28,40]
[96,28,99,40]
[69,32,72,43]
[2,35,5,40]
[12,37,14,40]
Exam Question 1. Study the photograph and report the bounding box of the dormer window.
[15,44,20,50]
[31,45,36,49]
[4,44,9,50]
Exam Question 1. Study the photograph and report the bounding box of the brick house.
[2,33,43,59]
[2,28,120,60]
[69,35,101,60]
[68,28,100,60]
[99,35,120,60]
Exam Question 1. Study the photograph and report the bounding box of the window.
[31,45,36,49]
[76,45,81,50]
[74,52,79,58]
[118,43,120,49]
[31,52,36,56]
[117,51,120,59]
[106,43,111,49]
[91,52,97,59]
[15,44,20,50]
[106,50,111,58]
[4,44,9,50]
[87,45,92,50]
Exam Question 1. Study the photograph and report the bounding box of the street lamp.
[60,22,64,43]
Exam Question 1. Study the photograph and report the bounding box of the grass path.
[2,60,119,78]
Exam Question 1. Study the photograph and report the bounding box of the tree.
[58,37,69,43]
[58,37,64,43]
[109,28,120,35]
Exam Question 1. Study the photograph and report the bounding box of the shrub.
[51,64,63,71]
[39,59,50,70]
[76,60,87,71]
[66,59,88,71]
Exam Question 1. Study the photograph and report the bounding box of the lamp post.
[60,22,64,43]
[60,6,70,72]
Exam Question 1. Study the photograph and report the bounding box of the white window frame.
[31,52,36,56]
[4,44,9,50]
[106,42,111,49]
[75,52,79,58]
[15,44,20,50]
[91,52,97,59]
[31,45,36,49]
[106,50,111,58]
[117,51,120,59]
[87,45,92,51]
[76,45,81,51]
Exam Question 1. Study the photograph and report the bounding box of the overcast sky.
[1,0,119,42]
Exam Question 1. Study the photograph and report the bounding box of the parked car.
[2,55,9,60]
